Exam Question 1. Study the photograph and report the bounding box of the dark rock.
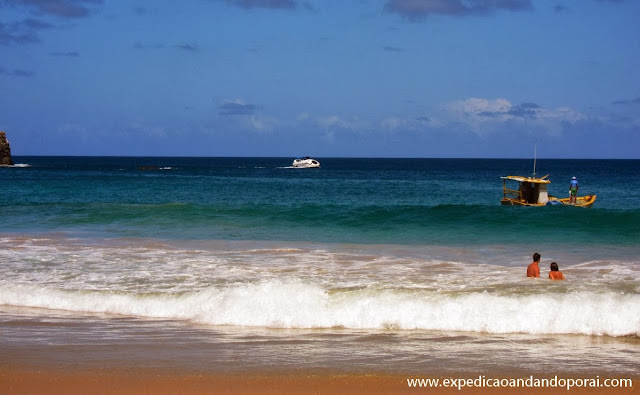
[0,131,13,166]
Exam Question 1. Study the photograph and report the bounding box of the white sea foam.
[0,163,30,167]
[1,279,639,337]
[2,236,639,336]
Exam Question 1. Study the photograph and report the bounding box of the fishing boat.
[500,175,597,207]
[500,145,596,207]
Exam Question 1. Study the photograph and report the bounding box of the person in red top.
[549,262,566,280]
[527,252,541,277]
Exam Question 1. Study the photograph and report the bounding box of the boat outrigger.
[500,175,596,207]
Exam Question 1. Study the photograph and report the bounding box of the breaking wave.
[2,279,638,337]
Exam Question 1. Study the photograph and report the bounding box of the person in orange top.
[527,252,541,277]
[549,262,566,280]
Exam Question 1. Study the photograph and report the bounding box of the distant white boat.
[292,157,320,168]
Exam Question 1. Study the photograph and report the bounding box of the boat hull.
[501,194,597,208]
[292,158,320,168]
[554,195,597,208]
[500,198,548,207]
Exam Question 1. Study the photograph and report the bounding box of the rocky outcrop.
[0,131,13,166]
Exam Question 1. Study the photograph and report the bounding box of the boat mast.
[532,144,537,177]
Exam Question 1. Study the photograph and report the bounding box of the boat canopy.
[500,175,550,184]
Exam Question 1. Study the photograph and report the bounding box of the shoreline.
[2,367,638,394]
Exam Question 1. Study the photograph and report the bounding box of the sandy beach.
[2,368,638,394]
[2,306,638,395]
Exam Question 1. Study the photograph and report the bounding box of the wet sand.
[1,308,638,394]
[2,368,638,394]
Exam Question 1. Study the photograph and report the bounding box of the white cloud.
[537,106,586,124]
[218,99,259,116]
[246,114,278,132]
[380,116,409,131]
[117,120,169,138]
[316,115,369,131]
[58,123,88,135]
[245,97,592,140]
[450,97,512,117]
[380,115,443,132]
[445,97,587,136]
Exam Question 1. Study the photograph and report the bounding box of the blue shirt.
[570,179,578,188]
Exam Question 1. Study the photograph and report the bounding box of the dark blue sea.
[1,157,639,376]
[3,157,639,245]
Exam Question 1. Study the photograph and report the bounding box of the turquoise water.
[2,157,639,245]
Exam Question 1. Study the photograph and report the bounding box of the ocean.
[1,157,639,377]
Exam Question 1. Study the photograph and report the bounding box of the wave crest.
[1,280,638,337]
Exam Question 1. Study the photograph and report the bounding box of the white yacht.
[292,157,320,168]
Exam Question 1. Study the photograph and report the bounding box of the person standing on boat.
[569,176,579,204]
[527,252,541,278]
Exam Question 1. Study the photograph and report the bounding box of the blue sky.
[1,0,639,158]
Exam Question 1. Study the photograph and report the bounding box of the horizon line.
[9,155,640,160]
